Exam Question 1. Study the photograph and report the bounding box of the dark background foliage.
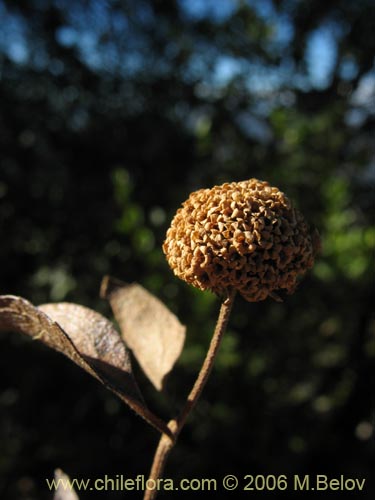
[0,0,374,498]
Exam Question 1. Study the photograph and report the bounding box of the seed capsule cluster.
[163,179,317,302]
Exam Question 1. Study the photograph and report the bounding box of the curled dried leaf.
[0,295,169,435]
[101,276,186,391]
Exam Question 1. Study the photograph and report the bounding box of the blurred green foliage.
[0,0,374,498]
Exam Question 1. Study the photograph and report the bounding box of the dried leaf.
[53,469,79,500]
[0,295,168,434]
[101,276,186,391]
[0,295,93,376]
[38,302,144,405]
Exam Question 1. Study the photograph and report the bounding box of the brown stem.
[143,289,236,500]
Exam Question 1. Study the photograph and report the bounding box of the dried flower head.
[163,179,319,302]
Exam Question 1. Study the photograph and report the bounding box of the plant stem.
[143,289,236,500]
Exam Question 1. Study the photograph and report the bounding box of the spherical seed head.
[163,179,319,302]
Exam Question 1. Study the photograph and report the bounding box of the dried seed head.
[163,179,319,302]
